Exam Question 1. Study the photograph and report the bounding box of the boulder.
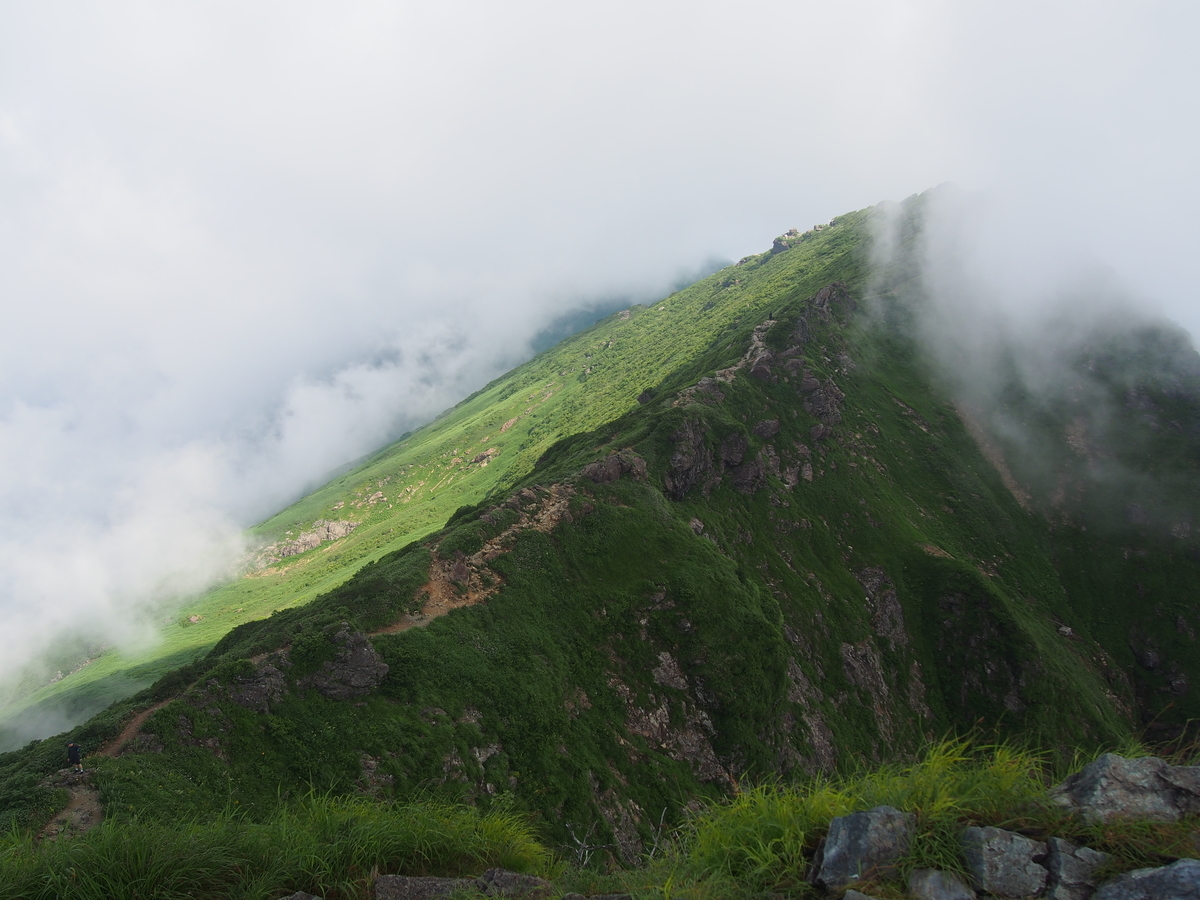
[1046,836,1111,900]
[752,418,781,439]
[374,875,478,899]
[814,805,914,891]
[476,868,554,898]
[908,868,976,900]
[1053,753,1200,823]
[299,626,389,701]
[581,450,647,484]
[1093,858,1200,900]
[844,891,887,900]
[961,826,1048,898]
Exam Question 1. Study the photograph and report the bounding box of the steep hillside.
[3,193,1199,860]
[0,212,864,748]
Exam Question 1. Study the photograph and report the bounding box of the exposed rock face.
[908,868,975,900]
[374,870,622,900]
[299,626,389,701]
[664,420,713,500]
[752,418,781,439]
[230,662,289,713]
[1093,858,1200,900]
[814,805,914,891]
[1053,753,1200,822]
[961,825,1048,898]
[608,666,729,787]
[856,567,909,650]
[1046,836,1111,900]
[251,519,360,569]
[375,875,480,899]
[803,380,845,425]
[581,450,647,484]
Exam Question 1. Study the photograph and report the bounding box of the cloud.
[0,1,1198,699]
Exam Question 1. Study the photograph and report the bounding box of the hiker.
[67,740,83,773]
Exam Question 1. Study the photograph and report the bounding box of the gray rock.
[299,626,389,700]
[961,826,1048,898]
[752,418,780,439]
[476,868,554,898]
[279,894,323,900]
[844,890,887,900]
[815,805,914,891]
[230,662,287,713]
[663,419,713,500]
[1093,858,1200,900]
[1054,753,1200,823]
[908,868,976,900]
[374,875,477,899]
[1046,836,1111,900]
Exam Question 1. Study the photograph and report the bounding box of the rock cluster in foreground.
[820,754,1200,900]
[279,754,1198,900]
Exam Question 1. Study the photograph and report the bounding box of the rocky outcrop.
[803,379,845,425]
[663,420,714,499]
[230,661,289,713]
[580,450,647,484]
[1046,837,1111,900]
[299,626,389,701]
[373,870,627,900]
[908,869,974,900]
[961,826,1048,898]
[1093,859,1200,900]
[1053,752,1200,822]
[250,519,360,570]
[814,806,914,891]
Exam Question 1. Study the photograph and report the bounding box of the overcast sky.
[1,0,1198,689]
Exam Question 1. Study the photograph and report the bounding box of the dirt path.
[100,698,173,758]
[374,483,575,636]
[38,771,103,840]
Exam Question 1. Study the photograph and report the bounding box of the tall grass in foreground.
[0,795,551,900]
[634,740,1199,899]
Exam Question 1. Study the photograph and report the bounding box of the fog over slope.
[0,1,1197,692]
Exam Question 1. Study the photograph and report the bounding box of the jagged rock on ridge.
[1046,836,1111,900]
[230,662,288,713]
[908,868,976,900]
[664,420,713,499]
[1053,753,1200,822]
[961,826,1048,898]
[1092,858,1200,900]
[814,805,914,891]
[580,450,647,484]
[298,626,389,701]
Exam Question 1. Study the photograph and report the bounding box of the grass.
[631,739,1200,899]
[4,742,1199,900]
[1,212,875,746]
[0,794,551,900]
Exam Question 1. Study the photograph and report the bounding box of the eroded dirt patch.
[39,770,103,840]
[377,482,577,635]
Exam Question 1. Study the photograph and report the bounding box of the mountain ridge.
[2,193,1199,860]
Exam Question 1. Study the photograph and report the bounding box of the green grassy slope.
[3,193,1199,859]
[0,213,867,746]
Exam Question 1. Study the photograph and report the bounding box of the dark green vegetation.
[1,192,1198,890]
[2,742,1196,899]
[0,795,550,900]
